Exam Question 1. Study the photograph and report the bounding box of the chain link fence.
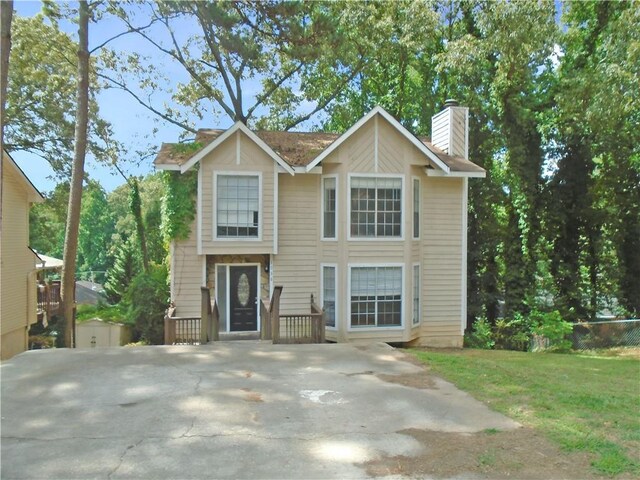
[571,319,640,349]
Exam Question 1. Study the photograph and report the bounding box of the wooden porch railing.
[165,286,325,345]
[37,281,61,320]
[164,287,217,345]
[272,291,325,344]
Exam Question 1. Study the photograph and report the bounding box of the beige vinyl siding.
[1,168,37,359]
[171,221,202,317]
[199,131,276,255]
[421,177,464,345]
[272,174,319,315]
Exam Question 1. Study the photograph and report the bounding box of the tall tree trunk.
[1,0,15,231]
[60,0,89,348]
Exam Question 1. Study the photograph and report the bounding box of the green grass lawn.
[408,348,640,476]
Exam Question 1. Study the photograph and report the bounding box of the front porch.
[164,286,326,345]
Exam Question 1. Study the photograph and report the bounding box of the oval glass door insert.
[237,273,250,306]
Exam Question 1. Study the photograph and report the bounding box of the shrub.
[493,313,531,351]
[76,303,129,324]
[29,335,55,349]
[124,264,169,344]
[530,309,573,352]
[465,317,495,349]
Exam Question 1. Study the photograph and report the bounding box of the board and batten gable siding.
[1,167,38,359]
[199,130,276,255]
[272,174,319,315]
[420,176,465,346]
[170,220,202,318]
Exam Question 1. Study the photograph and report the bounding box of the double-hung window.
[350,176,402,238]
[322,177,337,239]
[412,264,420,325]
[216,174,260,238]
[350,266,402,328]
[322,265,336,328]
[413,178,420,239]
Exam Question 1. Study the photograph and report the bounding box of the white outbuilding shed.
[75,319,132,348]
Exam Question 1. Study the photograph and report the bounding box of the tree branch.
[283,61,365,130]
[97,71,197,134]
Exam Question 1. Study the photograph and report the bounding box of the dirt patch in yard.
[360,427,621,480]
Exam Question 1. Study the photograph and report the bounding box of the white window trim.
[215,263,261,333]
[347,173,405,241]
[320,263,338,330]
[321,175,338,241]
[347,263,405,331]
[412,176,420,240]
[213,171,263,242]
[412,263,421,326]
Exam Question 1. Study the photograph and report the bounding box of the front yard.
[408,348,640,476]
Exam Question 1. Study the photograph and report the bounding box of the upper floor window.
[413,178,420,239]
[322,177,337,239]
[350,176,402,238]
[216,174,260,238]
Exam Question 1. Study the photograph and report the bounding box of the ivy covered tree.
[104,238,141,304]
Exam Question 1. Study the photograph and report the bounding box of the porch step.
[217,332,260,341]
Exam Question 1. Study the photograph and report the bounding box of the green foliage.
[77,180,115,283]
[530,310,573,352]
[29,182,69,258]
[124,264,169,345]
[108,172,167,265]
[6,14,117,177]
[161,168,198,243]
[493,313,532,352]
[76,303,129,324]
[409,349,640,476]
[464,318,495,349]
[103,238,141,304]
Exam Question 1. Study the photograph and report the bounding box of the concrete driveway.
[1,343,518,479]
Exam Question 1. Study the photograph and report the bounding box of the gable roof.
[2,150,44,203]
[159,122,296,175]
[304,106,452,173]
[153,107,485,177]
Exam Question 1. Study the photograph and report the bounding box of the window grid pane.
[413,265,420,325]
[323,178,336,239]
[350,267,402,328]
[413,179,420,238]
[217,175,259,237]
[351,177,401,238]
[323,266,336,327]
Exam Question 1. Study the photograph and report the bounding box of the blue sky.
[11,1,238,194]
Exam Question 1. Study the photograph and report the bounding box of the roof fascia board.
[155,163,181,171]
[305,106,451,174]
[425,168,486,178]
[3,150,44,202]
[180,122,295,175]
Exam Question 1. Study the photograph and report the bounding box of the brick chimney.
[431,99,469,159]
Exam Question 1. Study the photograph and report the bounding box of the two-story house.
[1,150,44,360]
[154,102,484,347]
